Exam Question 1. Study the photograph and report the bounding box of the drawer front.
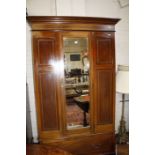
[54,133,115,155]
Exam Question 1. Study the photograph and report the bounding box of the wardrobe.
[27,16,120,155]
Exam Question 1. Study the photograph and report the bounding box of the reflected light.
[49,59,64,75]
[74,40,78,44]
[86,62,90,69]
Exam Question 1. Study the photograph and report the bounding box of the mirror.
[63,37,90,130]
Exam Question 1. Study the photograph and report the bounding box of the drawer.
[53,133,115,155]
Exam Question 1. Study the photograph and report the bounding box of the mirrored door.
[63,35,91,130]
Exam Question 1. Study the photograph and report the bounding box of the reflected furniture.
[27,16,120,155]
[74,95,90,127]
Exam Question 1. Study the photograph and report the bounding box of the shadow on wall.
[26,83,33,144]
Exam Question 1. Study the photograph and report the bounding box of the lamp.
[116,65,129,144]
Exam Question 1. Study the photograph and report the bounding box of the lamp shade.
[116,65,129,94]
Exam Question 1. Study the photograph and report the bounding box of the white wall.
[26,23,38,143]
[26,0,129,141]
[26,0,56,16]
[56,0,85,16]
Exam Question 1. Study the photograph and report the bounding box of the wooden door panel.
[96,38,112,64]
[92,32,115,133]
[33,32,59,67]
[32,31,63,140]
[94,32,115,65]
[37,38,56,66]
[96,69,113,125]
[38,71,59,131]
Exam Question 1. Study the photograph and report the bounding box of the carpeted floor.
[66,103,89,128]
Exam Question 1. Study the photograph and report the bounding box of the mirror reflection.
[63,37,90,130]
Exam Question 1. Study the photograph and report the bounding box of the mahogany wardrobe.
[27,16,120,155]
